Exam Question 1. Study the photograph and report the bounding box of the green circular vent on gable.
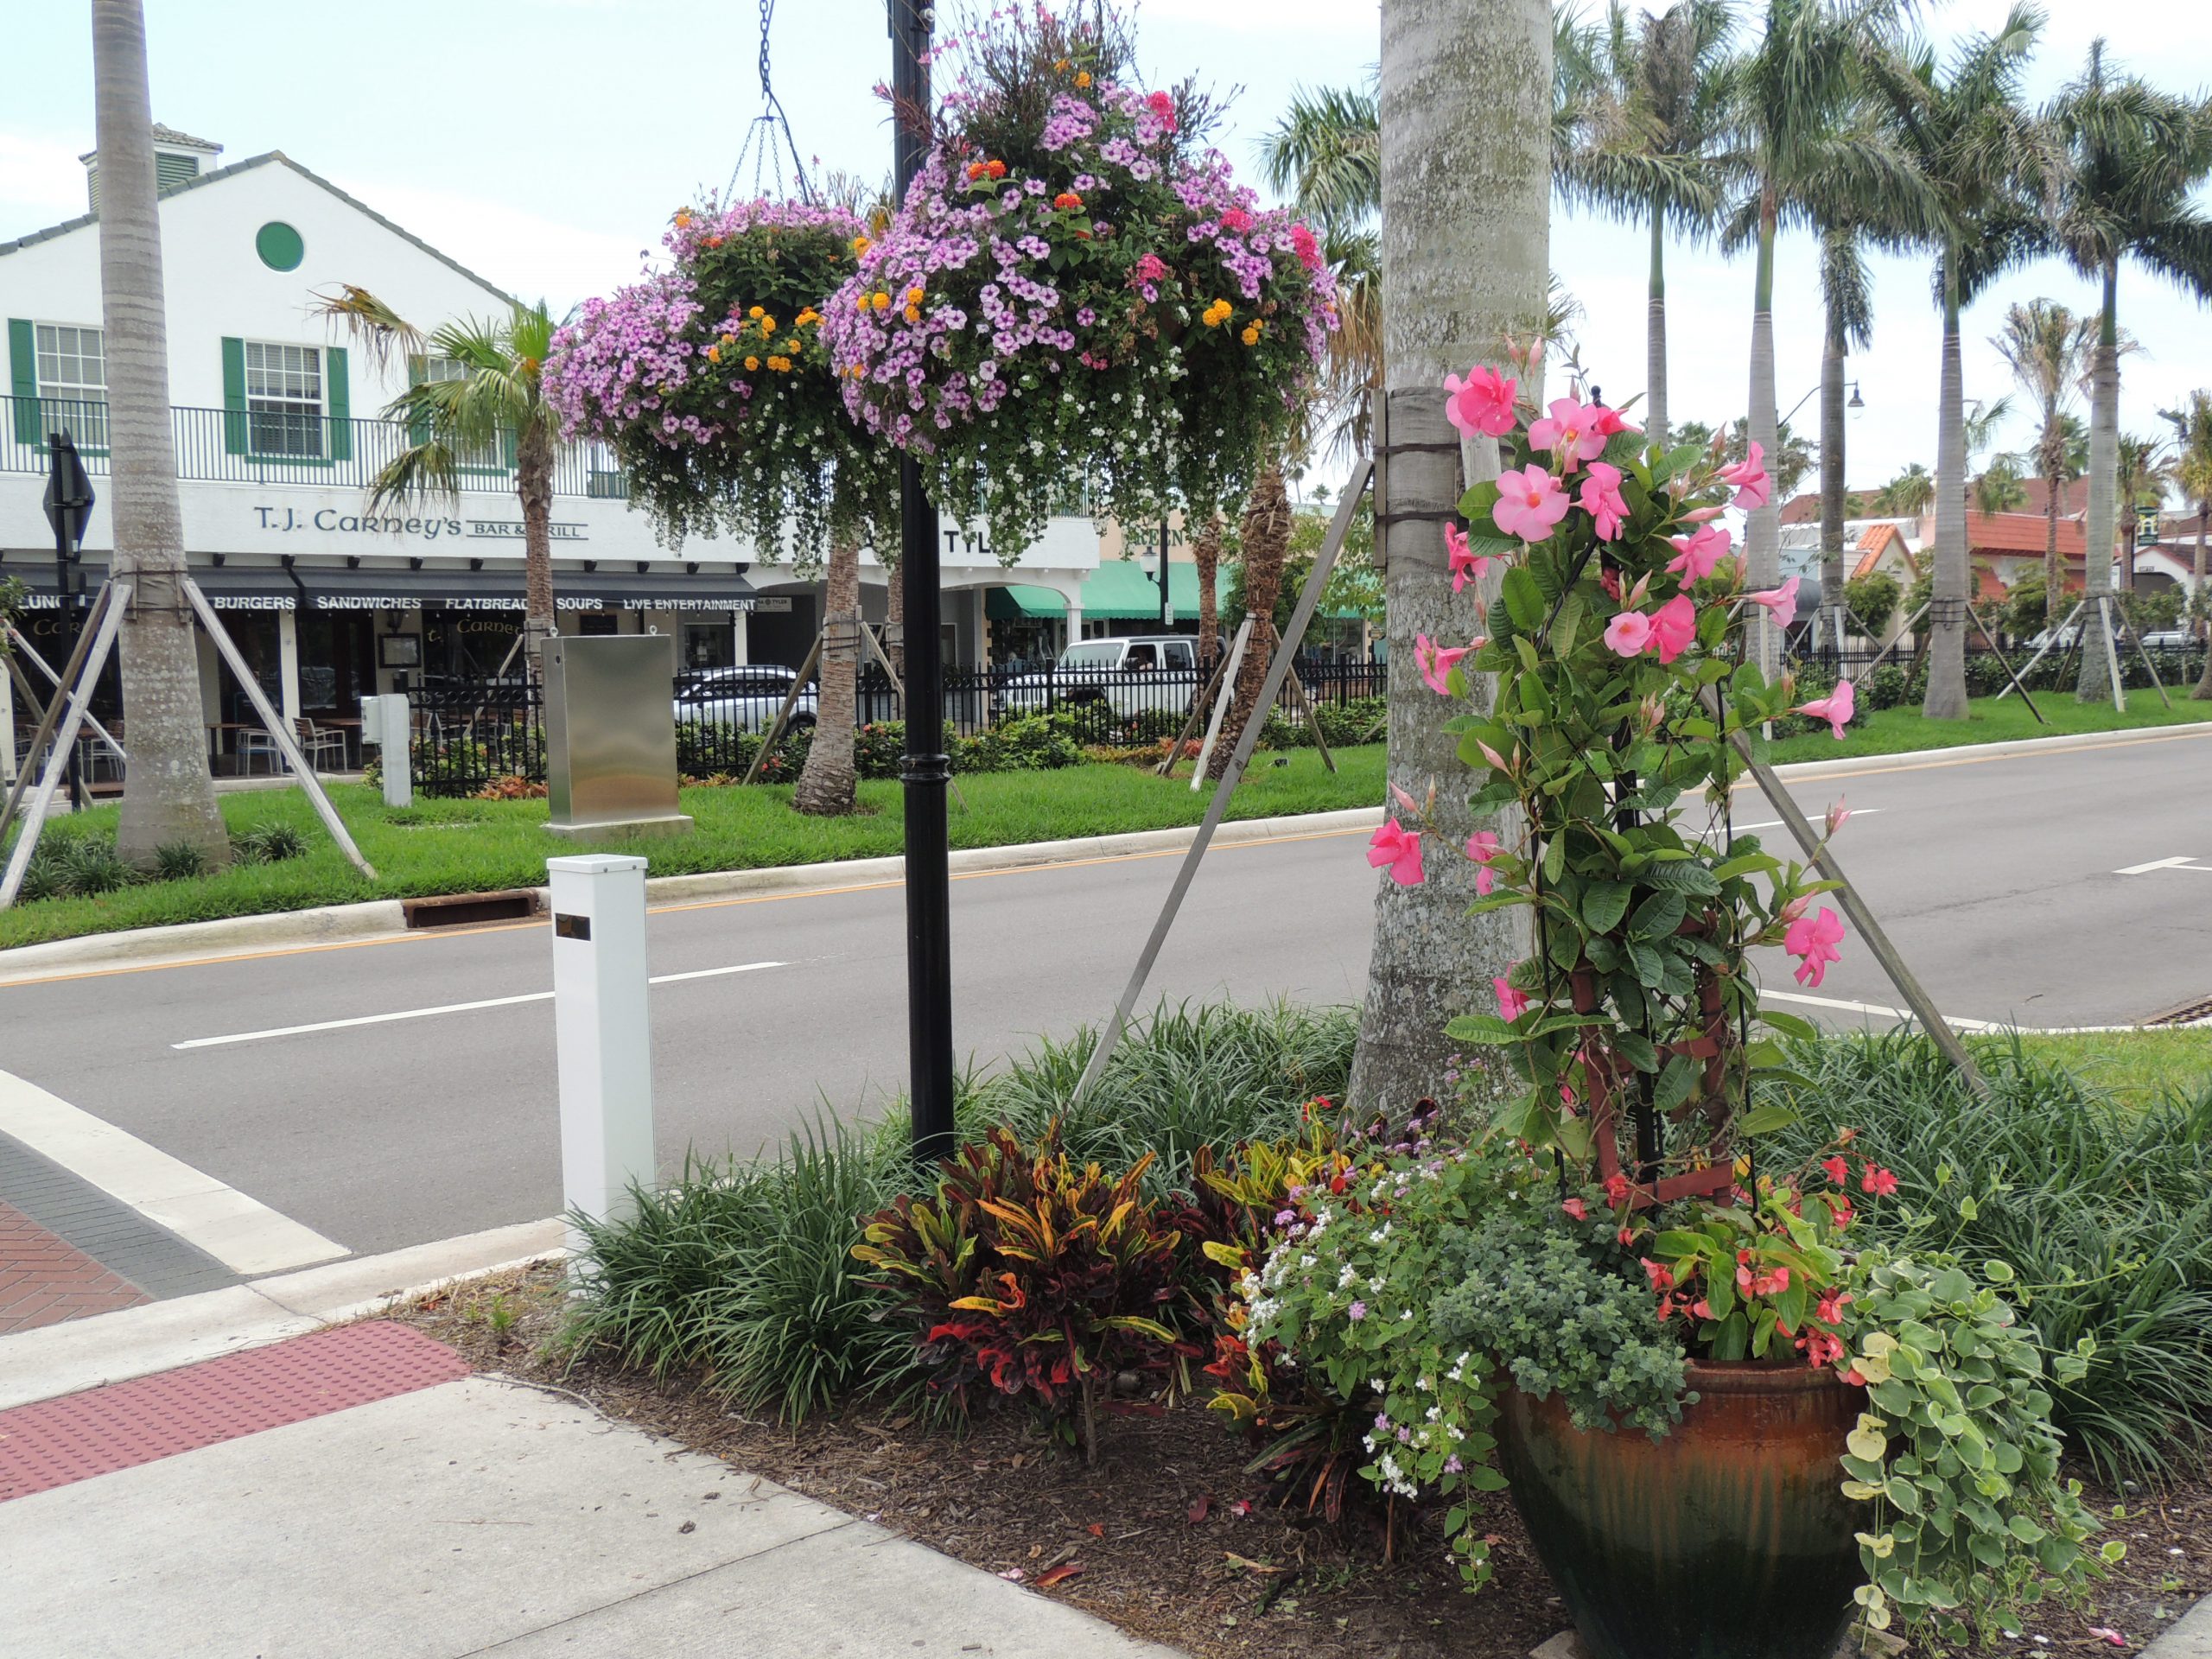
[255,221,304,272]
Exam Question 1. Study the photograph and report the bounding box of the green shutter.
[325,346,351,461]
[405,354,429,446]
[220,336,247,454]
[8,319,40,448]
[499,423,518,471]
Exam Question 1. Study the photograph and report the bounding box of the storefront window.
[297,611,373,714]
[423,611,524,678]
[683,620,735,669]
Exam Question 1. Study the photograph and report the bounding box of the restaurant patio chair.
[294,718,347,774]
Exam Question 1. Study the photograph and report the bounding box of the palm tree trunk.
[1923,255,1969,721]
[1209,468,1288,782]
[1349,0,1548,1118]
[2044,461,2063,626]
[1193,516,1222,665]
[517,423,556,676]
[794,537,861,815]
[93,0,227,869]
[1818,284,1847,647]
[1744,188,1781,677]
[1646,207,1669,452]
[2075,259,2120,704]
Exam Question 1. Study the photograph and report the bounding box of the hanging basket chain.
[725,0,817,207]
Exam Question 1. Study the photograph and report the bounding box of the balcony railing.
[2,395,628,499]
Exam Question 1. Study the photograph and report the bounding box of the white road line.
[171,961,785,1050]
[2113,855,2208,875]
[1758,988,1999,1033]
[0,1068,346,1275]
[1730,809,1885,834]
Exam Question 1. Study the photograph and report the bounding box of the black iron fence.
[3,396,627,499]
[406,658,1389,794]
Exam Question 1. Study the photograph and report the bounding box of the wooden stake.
[0,583,130,908]
[742,632,823,785]
[1283,667,1337,773]
[1156,621,1244,778]
[1187,617,1253,791]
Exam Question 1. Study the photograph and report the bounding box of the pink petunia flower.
[1414,633,1470,696]
[1666,523,1732,583]
[1783,906,1846,987]
[1492,466,1572,541]
[1495,968,1529,1021]
[1719,441,1771,510]
[1647,594,1697,664]
[1794,678,1856,740]
[1579,461,1630,540]
[1529,396,1608,472]
[1445,523,1492,593]
[1605,610,1653,656]
[1368,819,1426,887]
[1443,364,1517,437]
[1748,575,1800,631]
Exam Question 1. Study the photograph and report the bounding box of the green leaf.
[1444,1014,1522,1046]
[1543,832,1567,884]
[1502,566,1545,631]
[1629,890,1687,939]
[1610,1029,1661,1073]
[1580,881,1630,934]
[1653,1052,1700,1113]
[1458,480,1502,523]
[1756,1009,1819,1042]
[1736,1103,1802,1136]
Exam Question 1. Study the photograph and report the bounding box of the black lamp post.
[42,429,97,812]
[890,0,955,1167]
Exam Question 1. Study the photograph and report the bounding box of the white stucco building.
[1,130,1108,773]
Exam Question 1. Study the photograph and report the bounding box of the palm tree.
[2164,390,2212,697]
[1877,461,1934,518]
[1719,0,1925,677]
[1814,224,1873,639]
[1349,0,1551,1116]
[1862,5,2042,719]
[1192,514,1224,666]
[2041,41,2212,702]
[1556,0,1732,448]
[1992,297,2095,623]
[92,0,229,868]
[1207,471,1289,782]
[1972,454,2029,513]
[312,289,565,663]
[2114,431,2173,595]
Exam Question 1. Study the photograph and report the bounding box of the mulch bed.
[397,1265,2211,1658]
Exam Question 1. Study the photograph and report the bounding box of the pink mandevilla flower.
[1466,829,1503,896]
[1579,461,1630,540]
[1748,575,1800,630]
[1666,523,1732,582]
[1719,441,1771,510]
[1443,364,1517,438]
[1444,523,1492,594]
[1494,969,1529,1021]
[1414,633,1470,696]
[1794,679,1855,740]
[1591,404,1640,438]
[1824,797,1852,837]
[1367,820,1426,887]
[1647,594,1697,664]
[1529,396,1607,472]
[1604,610,1653,657]
[1492,466,1572,541]
[1783,906,1846,987]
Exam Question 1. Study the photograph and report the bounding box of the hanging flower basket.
[545,199,895,565]
[818,3,1336,557]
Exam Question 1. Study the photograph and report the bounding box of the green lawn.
[1764,686,2212,766]
[0,747,1385,950]
[1996,1028,2212,1112]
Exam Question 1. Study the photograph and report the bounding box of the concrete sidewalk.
[0,1316,1182,1659]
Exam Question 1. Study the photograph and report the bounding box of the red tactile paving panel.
[0,1198,150,1335]
[0,1319,469,1503]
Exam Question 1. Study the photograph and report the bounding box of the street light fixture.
[889,0,955,1169]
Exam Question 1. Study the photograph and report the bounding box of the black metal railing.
[408,677,546,796]
[3,395,626,499]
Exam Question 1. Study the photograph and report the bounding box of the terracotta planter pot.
[1497,1363,1865,1659]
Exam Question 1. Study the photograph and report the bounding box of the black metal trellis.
[726,0,817,206]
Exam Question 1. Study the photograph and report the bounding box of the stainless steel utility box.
[542,635,693,841]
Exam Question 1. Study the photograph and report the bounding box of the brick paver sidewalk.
[0,1198,149,1334]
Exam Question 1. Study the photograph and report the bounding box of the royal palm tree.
[2041,41,2212,702]
[1862,5,2042,719]
[1556,0,1732,448]
[2164,390,2212,696]
[92,0,229,868]
[1813,223,1874,627]
[312,289,564,664]
[2114,430,2173,595]
[1719,0,1925,676]
[1348,0,1551,1116]
[1992,297,2095,623]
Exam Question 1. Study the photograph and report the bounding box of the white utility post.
[360,693,412,809]
[548,855,657,1257]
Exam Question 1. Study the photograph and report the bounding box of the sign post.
[42,432,96,811]
[548,854,658,1259]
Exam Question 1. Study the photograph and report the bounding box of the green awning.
[987,560,1236,623]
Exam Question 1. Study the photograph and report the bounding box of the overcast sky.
[4,0,2209,504]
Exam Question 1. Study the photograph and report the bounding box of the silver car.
[674,665,817,733]
[995,635,1200,720]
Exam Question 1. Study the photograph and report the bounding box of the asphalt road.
[2,725,2207,1258]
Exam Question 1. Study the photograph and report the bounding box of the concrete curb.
[0,806,1384,981]
[0,1217,566,1411]
[1760,721,2212,781]
[2145,1595,2212,1657]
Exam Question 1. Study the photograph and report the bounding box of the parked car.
[2140,627,2198,651]
[673,664,817,733]
[994,635,1199,721]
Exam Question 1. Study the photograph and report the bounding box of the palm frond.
[309,283,427,376]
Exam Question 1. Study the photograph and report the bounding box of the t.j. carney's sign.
[251,505,588,543]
